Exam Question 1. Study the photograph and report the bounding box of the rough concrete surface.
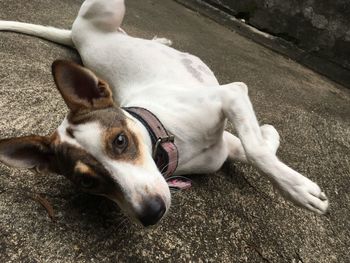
[0,0,349,262]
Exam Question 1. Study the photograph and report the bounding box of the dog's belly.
[74,33,219,98]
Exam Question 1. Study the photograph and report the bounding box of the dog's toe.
[319,191,328,201]
[274,171,329,215]
[289,187,329,215]
[307,194,329,214]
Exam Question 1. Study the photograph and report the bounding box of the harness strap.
[123,107,179,178]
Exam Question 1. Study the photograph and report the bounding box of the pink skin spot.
[181,58,204,83]
[198,64,212,75]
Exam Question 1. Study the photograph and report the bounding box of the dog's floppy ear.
[52,60,114,113]
[0,136,56,173]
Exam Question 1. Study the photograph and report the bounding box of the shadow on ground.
[0,0,349,262]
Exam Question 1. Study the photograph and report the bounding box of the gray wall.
[208,0,350,71]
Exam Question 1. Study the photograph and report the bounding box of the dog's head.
[0,60,170,227]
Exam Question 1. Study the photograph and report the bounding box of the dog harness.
[123,107,179,178]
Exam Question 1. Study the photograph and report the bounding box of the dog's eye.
[113,133,128,153]
[79,176,97,189]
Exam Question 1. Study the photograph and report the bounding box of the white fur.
[0,21,73,47]
[0,0,328,215]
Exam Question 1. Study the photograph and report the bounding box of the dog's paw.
[276,172,329,215]
[152,36,173,46]
[261,124,280,154]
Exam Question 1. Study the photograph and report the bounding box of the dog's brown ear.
[52,60,114,113]
[0,136,56,173]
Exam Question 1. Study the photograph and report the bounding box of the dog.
[0,0,328,227]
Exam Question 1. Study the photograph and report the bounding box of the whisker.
[116,217,128,230]
[159,159,179,175]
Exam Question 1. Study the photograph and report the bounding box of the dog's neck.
[122,109,153,154]
[123,107,179,177]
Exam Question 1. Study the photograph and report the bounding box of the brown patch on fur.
[67,106,144,165]
[67,107,126,126]
[74,161,95,175]
[103,123,141,164]
[53,142,121,197]
[52,60,115,114]
[50,131,60,145]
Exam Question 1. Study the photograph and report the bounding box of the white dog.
[0,0,328,227]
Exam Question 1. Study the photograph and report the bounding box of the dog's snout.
[138,195,166,227]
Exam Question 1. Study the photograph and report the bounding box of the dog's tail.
[0,21,74,47]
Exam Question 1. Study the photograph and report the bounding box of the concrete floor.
[0,0,349,262]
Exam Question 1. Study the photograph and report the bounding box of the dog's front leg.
[76,0,125,32]
[220,82,329,214]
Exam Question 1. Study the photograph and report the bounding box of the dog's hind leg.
[220,82,328,214]
[75,0,125,32]
[224,124,280,162]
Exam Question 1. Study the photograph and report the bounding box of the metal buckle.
[152,135,175,159]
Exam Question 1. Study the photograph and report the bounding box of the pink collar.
[123,107,179,178]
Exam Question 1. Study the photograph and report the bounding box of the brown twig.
[31,194,56,222]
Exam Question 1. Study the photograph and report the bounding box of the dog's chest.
[121,84,226,168]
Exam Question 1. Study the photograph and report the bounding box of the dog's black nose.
[138,196,166,227]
